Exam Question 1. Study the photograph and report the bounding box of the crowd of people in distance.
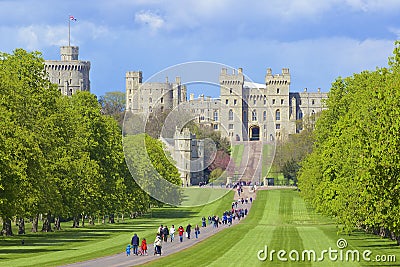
[126,193,253,257]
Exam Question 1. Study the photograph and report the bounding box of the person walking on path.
[169,225,175,242]
[154,235,162,256]
[201,216,206,227]
[162,225,169,242]
[194,224,200,239]
[140,238,148,256]
[131,233,139,255]
[178,225,184,242]
[186,223,192,239]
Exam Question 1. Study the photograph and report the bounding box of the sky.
[0,0,399,98]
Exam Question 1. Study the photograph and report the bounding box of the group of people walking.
[126,193,252,257]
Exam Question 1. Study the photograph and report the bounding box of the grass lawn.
[262,143,275,178]
[231,143,244,168]
[0,190,234,267]
[144,189,400,267]
[180,187,230,207]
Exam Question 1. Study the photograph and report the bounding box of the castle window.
[213,110,218,121]
[281,99,284,105]
[149,106,153,113]
[149,97,152,103]
[252,110,257,121]
[263,111,267,121]
[229,109,234,121]
[299,99,302,105]
[264,99,266,105]
[311,110,316,121]
[213,124,218,130]
[160,97,164,103]
[272,99,275,105]
[312,99,315,105]
[161,106,164,113]
[230,88,233,94]
[226,99,229,105]
[229,124,234,130]
[253,99,256,105]
[277,88,280,94]
[149,89,152,94]
[234,99,237,105]
[276,124,281,130]
[275,109,281,121]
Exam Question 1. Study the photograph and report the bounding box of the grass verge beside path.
[0,191,234,267]
[144,189,400,267]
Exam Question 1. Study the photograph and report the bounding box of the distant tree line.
[298,41,400,244]
[0,49,180,236]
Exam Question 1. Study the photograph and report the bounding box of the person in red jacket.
[178,225,184,242]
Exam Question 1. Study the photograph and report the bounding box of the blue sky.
[0,0,399,98]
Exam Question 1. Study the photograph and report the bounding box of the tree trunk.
[102,215,105,224]
[41,212,52,232]
[31,214,38,233]
[72,216,79,228]
[54,216,61,230]
[2,217,13,236]
[121,213,124,222]
[18,218,25,235]
[81,214,85,227]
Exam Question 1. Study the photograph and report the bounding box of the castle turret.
[44,46,90,95]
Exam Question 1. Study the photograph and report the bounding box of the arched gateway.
[249,125,260,141]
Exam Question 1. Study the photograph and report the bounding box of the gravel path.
[63,187,256,267]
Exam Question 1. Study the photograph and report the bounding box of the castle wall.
[45,46,90,95]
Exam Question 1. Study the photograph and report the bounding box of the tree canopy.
[297,41,400,243]
[0,49,176,235]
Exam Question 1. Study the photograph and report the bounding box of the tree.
[99,91,125,127]
[298,41,400,242]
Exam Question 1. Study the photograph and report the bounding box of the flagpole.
[68,15,71,47]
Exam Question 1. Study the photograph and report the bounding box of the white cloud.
[134,10,165,33]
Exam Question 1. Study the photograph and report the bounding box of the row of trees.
[298,41,400,243]
[0,49,180,236]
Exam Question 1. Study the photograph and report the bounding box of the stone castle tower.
[173,128,204,186]
[45,46,90,95]
[125,71,187,114]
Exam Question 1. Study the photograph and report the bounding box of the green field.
[180,187,230,207]
[144,189,400,267]
[231,143,244,168]
[0,191,234,267]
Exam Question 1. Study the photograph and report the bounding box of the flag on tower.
[69,15,77,21]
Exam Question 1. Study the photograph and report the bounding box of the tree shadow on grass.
[0,248,65,254]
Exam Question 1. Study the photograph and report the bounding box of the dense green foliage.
[298,41,400,242]
[0,49,179,235]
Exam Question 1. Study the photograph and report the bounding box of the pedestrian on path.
[178,225,184,242]
[154,234,162,256]
[170,225,175,242]
[186,223,192,239]
[126,244,131,256]
[131,233,139,255]
[162,225,169,242]
[194,224,200,239]
[140,238,148,256]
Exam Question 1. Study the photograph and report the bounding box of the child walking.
[140,238,148,255]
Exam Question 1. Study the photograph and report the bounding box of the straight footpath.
[63,187,257,267]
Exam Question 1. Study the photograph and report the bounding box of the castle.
[44,46,91,95]
[125,67,328,142]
